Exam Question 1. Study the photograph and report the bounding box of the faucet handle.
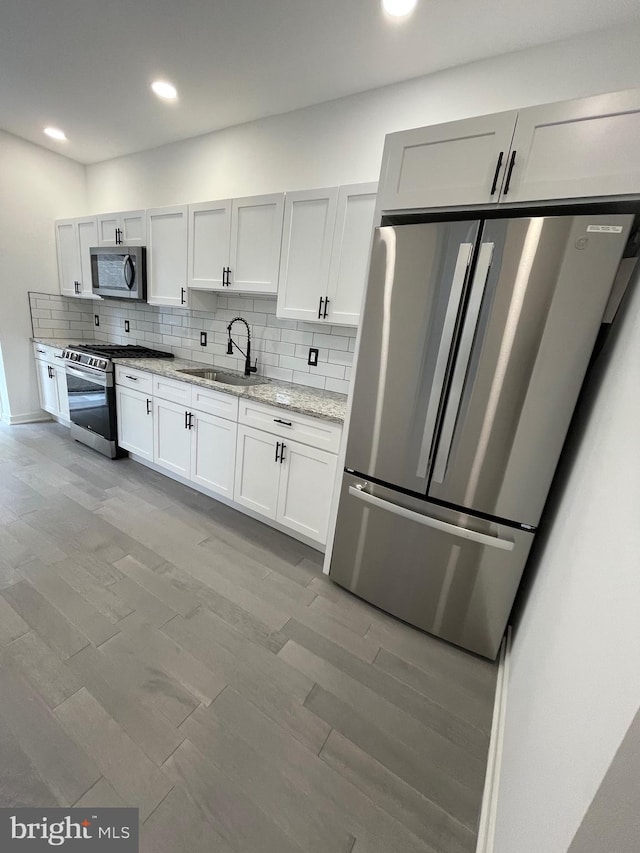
[249,359,258,374]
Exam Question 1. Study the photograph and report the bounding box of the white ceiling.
[1,0,639,165]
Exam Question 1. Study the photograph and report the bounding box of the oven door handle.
[65,365,111,388]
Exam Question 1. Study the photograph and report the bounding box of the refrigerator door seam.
[348,483,515,551]
[416,241,474,478]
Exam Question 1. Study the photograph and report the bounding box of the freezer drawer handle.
[349,484,514,550]
[416,242,474,479]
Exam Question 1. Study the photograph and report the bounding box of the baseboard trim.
[6,411,52,425]
[475,626,512,853]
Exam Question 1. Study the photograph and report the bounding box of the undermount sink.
[176,368,268,387]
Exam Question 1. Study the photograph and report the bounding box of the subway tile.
[279,356,310,373]
[311,362,345,379]
[312,333,349,350]
[263,341,296,357]
[324,377,350,394]
[292,371,325,389]
[348,337,357,352]
[328,349,354,366]
[262,366,294,382]
[281,330,313,346]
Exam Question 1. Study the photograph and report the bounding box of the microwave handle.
[123,254,136,290]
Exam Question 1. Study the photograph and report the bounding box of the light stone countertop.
[113,357,347,423]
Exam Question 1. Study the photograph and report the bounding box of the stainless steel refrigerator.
[330,213,633,659]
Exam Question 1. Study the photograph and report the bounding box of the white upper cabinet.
[188,193,284,294]
[499,90,640,203]
[378,111,518,211]
[147,205,189,308]
[188,199,232,290]
[97,210,146,246]
[277,184,376,326]
[229,193,284,294]
[325,183,377,327]
[55,217,98,298]
[276,187,339,323]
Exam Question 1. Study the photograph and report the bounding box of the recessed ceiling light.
[151,80,178,100]
[382,0,418,17]
[44,126,67,142]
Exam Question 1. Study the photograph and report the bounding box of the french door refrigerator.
[330,213,633,659]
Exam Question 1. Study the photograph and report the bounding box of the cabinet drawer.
[238,400,341,453]
[191,385,239,421]
[152,374,192,405]
[115,366,153,394]
[33,342,64,363]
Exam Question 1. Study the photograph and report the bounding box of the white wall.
[0,130,86,422]
[494,268,640,853]
[86,23,640,211]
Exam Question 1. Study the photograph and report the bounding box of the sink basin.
[176,368,268,387]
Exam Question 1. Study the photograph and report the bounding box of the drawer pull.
[37,348,46,354]
[273,418,292,427]
[125,375,138,381]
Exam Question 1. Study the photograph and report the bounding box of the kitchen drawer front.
[238,399,341,453]
[191,385,239,421]
[115,366,153,395]
[32,342,64,363]
[152,374,193,405]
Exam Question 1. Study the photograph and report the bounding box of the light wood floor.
[0,421,497,853]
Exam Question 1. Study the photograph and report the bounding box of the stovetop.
[63,343,174,371]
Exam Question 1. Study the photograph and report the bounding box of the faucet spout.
[226,317,258,376]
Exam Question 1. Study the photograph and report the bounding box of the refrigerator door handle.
[349,483,514,551]
[416,242,474,479]
[432,241,495,484]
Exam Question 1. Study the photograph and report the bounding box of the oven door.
[65,365,116,440]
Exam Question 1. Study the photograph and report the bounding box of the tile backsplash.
[29,292,355,394]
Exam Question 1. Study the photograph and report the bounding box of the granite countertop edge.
[113,357,347,424]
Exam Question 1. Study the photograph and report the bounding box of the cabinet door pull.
[273,418,292,427]
[146,398,152,415]
[226,267,232,287]
[323,298,329,319]
[48,366,53,378]
[188,412,194,429]
[490,151,504,196]
[503,150,517,195]
[318,297,324,319]
[184,410,189,430]
[180,287,186,305]
[275,441,281,462]
[279,443,286,463]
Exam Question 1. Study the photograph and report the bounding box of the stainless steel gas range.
[62,344,173,458]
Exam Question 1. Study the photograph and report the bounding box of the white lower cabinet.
[34,352,69,421]
[276,439,337,543]
[116,385,153,461]
[153,397,192,478]
[190,410,237,498]
[234,424,337,543]
[115,371,340,546]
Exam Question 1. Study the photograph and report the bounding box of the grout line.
[141,785,175,825]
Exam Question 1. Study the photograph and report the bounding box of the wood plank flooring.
[0,421,497,853]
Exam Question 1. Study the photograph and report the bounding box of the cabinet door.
[147,205,189,308]
[191,410,237,497]
[55,219,80,297]
[153,397,191,476]
[325,183,377,327]
[187,199,232,291]
[77,217,98,297]
[54,366,70,420]
[96,214,120,246]
[229,193,284,294]
[378,111,518,211]
[276,439,337,544]
[120,210,146,245]
[501,90,640,202]
[35,360,58,414]
[116,385,153,461]
[276,188,339,322]
[234,425,280,519]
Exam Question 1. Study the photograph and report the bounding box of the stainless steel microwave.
[90,246,146,300]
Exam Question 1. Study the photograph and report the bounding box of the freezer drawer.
[330,473,534,659]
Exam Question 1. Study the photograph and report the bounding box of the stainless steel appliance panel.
[90,245,146,300]
[65,364,116,442]
[427,214,632,525]
[330,473,534,659]
[345,221,480,493]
